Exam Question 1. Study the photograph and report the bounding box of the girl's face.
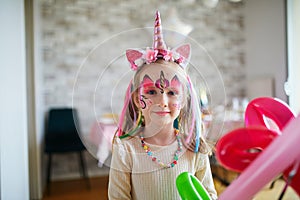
[135,62,186,127]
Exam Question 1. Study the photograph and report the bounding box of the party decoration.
[176,172,211,200]
[125,11,191,70]
[245,97,300,196]
[245,97,295,131]
[218,115,300,199]
[215,127,279,172]
[216,97,300,199]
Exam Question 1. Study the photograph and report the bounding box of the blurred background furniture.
[89,113,118,167]
[44,108,90,194]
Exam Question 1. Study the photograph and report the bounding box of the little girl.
[108,11,217,200]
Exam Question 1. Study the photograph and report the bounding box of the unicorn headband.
[120,11,201,152]
[126,11,191,70]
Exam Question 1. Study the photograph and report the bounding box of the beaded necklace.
[139,129,182,168]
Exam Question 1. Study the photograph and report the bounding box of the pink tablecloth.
[90,121,117,166]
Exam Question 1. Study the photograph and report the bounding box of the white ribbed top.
[108,136,218,200]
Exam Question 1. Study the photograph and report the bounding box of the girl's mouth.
[154,111,170,116]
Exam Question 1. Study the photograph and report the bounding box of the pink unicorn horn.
[153,11,167,50]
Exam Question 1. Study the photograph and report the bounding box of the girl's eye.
[167,90,177,96]
[146,90,157,95]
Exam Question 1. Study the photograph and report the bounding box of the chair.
[44,108,90,193]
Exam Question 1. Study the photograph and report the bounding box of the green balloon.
[176,172,211,200]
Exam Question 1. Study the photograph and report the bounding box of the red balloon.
[216,97,300,197]
[245,97,295,131]
[219,116,300,200]
[216,127,279,172]
[245,97,299,195]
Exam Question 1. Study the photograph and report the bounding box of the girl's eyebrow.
[143,86,157,91]
[168,87,180,91]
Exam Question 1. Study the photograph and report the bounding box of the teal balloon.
[176,172,211,200]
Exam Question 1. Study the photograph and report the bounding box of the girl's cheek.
[146,99,153,107]
[172,102,181,110]
[140,97,153,109]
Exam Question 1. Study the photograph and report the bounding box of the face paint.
[140,71,184,111]
[172,103,181,110]
[170,75,181,89]
[170,77,183,110]
[141,75,154,89]
[155,71,169,94]
[139,95,146,109]
[140,95,153,109]
[170,75,184,104]
[139,75,155,109]
[137,63,186,127]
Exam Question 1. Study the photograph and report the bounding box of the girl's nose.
[158,93,168,108]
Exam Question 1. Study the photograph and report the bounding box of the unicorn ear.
[173,43,191,61]
[172,43,191,68]
[126,49,144,70]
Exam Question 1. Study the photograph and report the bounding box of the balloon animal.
[176,172,211,200]
[216,97,300,199]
